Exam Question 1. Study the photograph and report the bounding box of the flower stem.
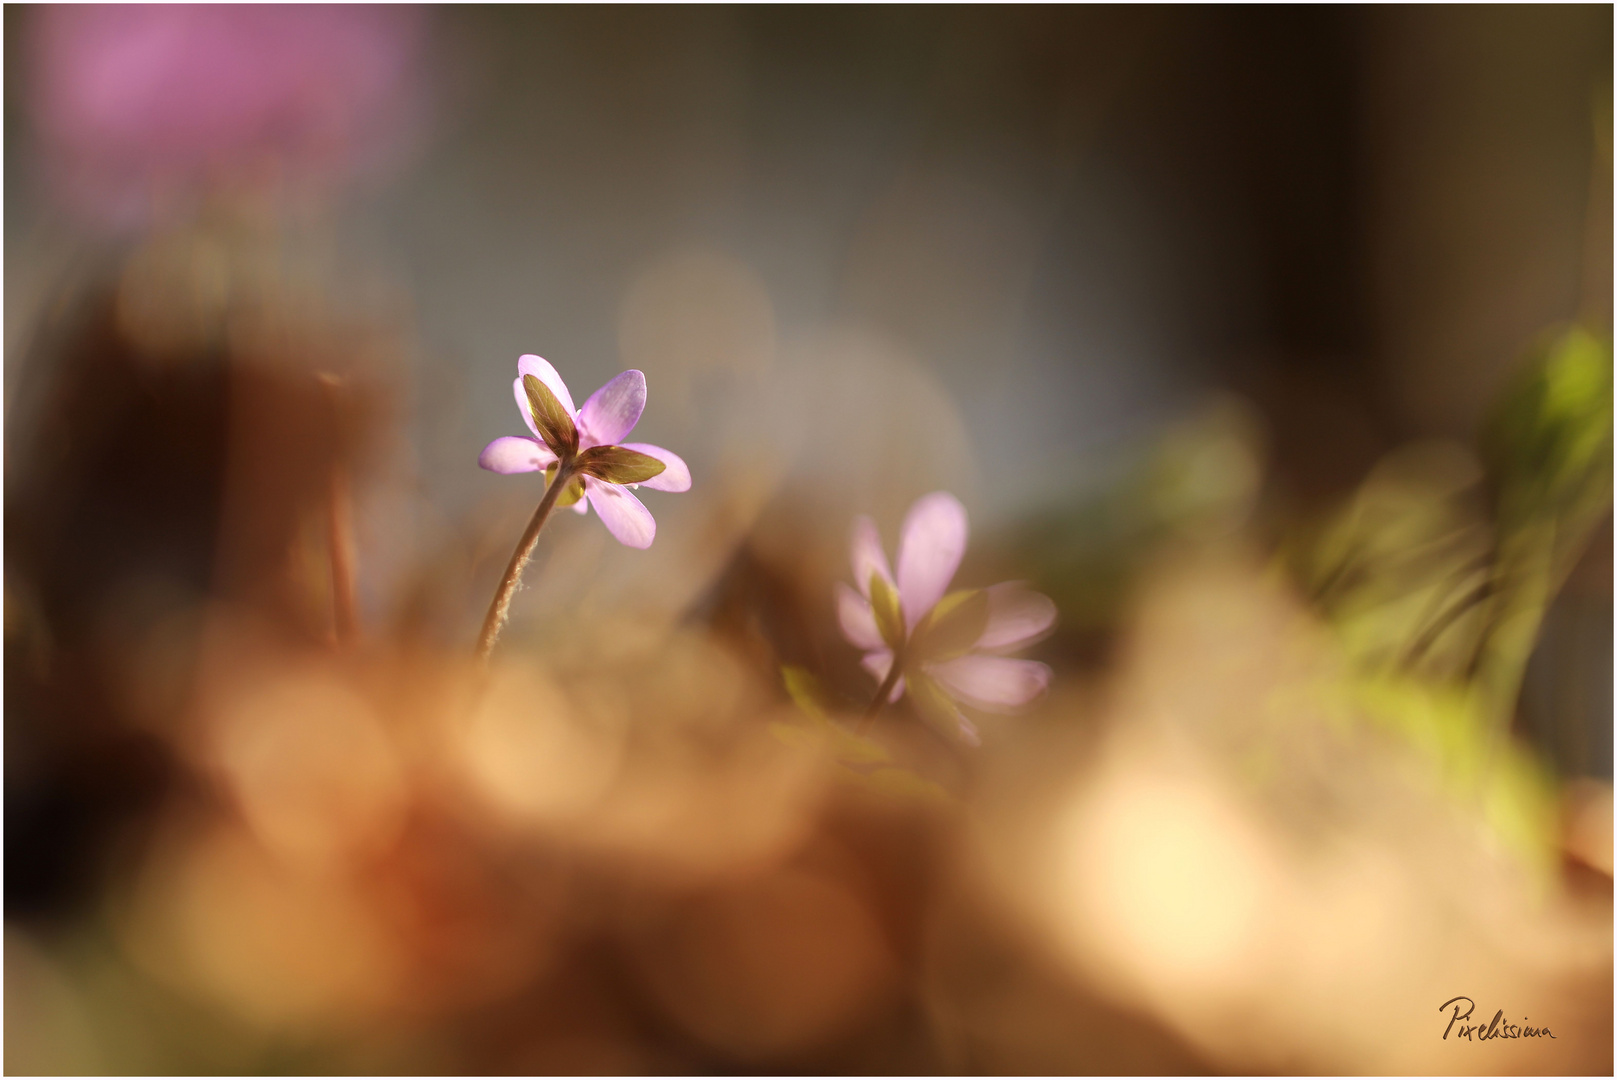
[476,464,574,661]
[327,461,358,647]
[859,653,904,732]
[317,372,359,648]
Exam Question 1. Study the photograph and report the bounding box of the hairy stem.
[859,653,905,732]
[476,464,574,661]
[317,371,359,648]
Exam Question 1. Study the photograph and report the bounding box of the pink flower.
[836,492,1055,744]
[26,4,431,227]
[479,355,690,549]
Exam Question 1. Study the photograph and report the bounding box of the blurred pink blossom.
[27,4,432,227]
[837,492,1055,744]
[479,355,691,549]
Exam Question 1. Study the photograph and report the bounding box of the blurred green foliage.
[1294,327,1612,868]
[1484,326,1613,578]
[1291,326,1611,721]
[1012,331,1608,869]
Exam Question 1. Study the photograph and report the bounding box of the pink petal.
[571,495,590,515]
[511,377,541,439]
[926,655,1050,712]
[478,435,555,474]
[976,582,1058,653]
[619,442,690,492]
[518,354,576,417]
[835,582,883,651]
[577,369,646,449]
[585,477,655,548]
[860,650,905,702]
[849,516,893,598]
[896,492,968,629]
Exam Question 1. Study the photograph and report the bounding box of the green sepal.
[575,444,667,485]
[868,572,906,651]
[910,588,989,662]
[905,670,967,737]
[545,463,586,507]
[524,373,579,459]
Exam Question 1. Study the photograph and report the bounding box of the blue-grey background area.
[336,7,1255,525]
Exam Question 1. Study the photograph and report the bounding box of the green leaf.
[910,588,989,662]
[524,374,579,459]
[861,766,951,803]
[1286,326,1614,782]
[768,721,823,753]
[781,664,829,721]
[1472,328,1614,719]
[771,719,890,766]
[1291,442,1495,681]
[575,445,667,485]
[545,464,587,507]
[832,731,894,766]
[774,666,893,766]
[1485,327,1613,546]
[1352,673,1557,873]
[868,572,906,651]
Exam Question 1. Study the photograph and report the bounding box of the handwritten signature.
[1440,997,1555,1042]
